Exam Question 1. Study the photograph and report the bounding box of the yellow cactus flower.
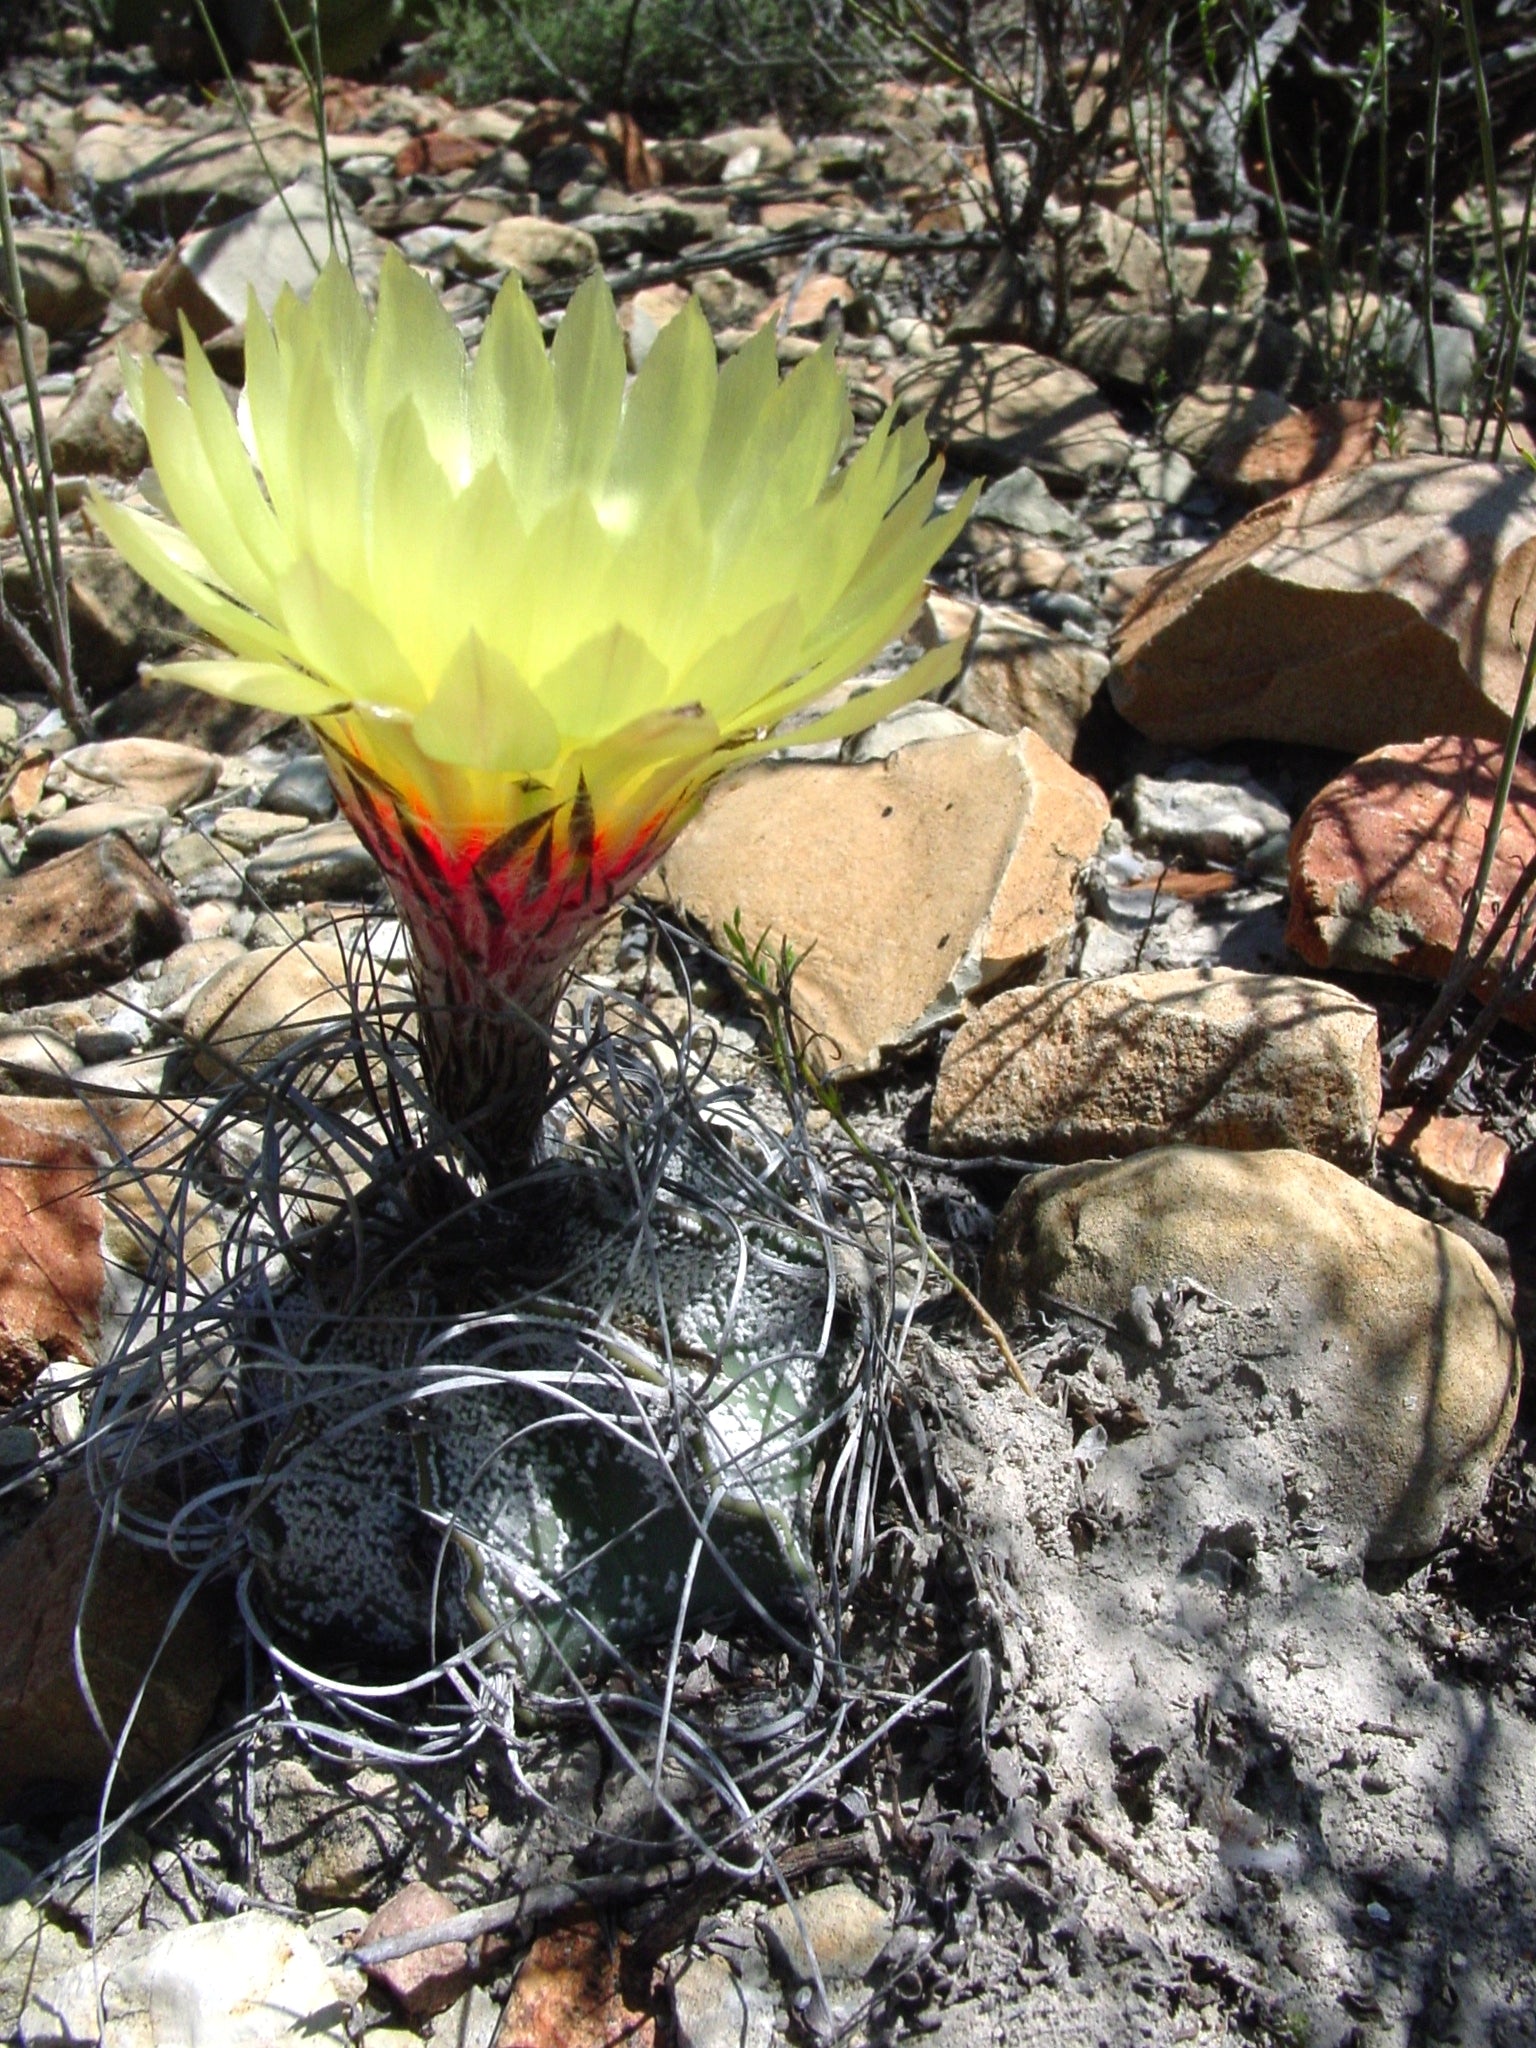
[93,251,975,1163]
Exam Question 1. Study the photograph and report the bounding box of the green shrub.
[425,0,873,134]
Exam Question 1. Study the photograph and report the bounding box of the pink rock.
[0,1108,105,1404]
[1287,735,1536,1025]
[1378,1107,1510,1219]
[359,1881,475,2019]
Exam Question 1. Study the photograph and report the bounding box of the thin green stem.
[0,166,91,736]
[843,0,1048,140]
[270,0,352,270]
[187,0,323,276]
[1414,891,1536,1115]
[1490,151,1535,460]
[1370,0,1389,317]
[1240,2,1320,371]
[1420,0,1444,448]
[1458,0,1517,453]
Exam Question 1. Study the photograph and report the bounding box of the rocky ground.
[2,26,1536,2048]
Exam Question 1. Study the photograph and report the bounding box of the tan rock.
[649,135,730,184]
[210,805,311,853]
[1203,397,1536,503]
[672,1955,759,2048]
[0,324,48,392]
[1161,381,1296,474]
[140,935,250,1018]
[495,1921,654,2048]
[455,216,600,288]
[1063,204,1210,314]
[650,729,1108,1074]
[182,940,357,1080]
[618,281,689,367]
[393,128,498,179]
[844,700,975,761]
[916,593,1109,759]
[758,272,856,336]
[53,735,222,814]
[1211,395,1385,498]
[1101,563,1162,617]
[893,343,1133,490]
[0,1107,107,1403]
[0,1023,83,1093]
[1063,310,1303,395]
[27,799,168,858]
[706,121,797,175]
[72,119,325,235]
[47,340,163,476]
[0,1092,218,1298]
[1,136,62,207]
[933,969,1379,1168]
[101,674,290,757]
[760,1881,893,1987]
[27,1914,352,2048]
[983,1145,1520,1559]
[10,224,122,335]
[1287,735,1536,1022]
[969,534,1085,602]
[1379,1107,1510,1219]
[583,191,728,252]
[1,1900,91,2042]
[0,545,188,697]
[1111,457,1536,751]
[244,817,380,905]
[1399,410,1533,462]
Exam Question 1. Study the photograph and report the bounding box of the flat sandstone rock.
[1111,456,1536,751]
[651,728,1109,1074]
[931,968,1380,1169]
[893,343,1133,489]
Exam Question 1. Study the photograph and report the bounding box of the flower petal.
[696,320,779,526]
[469,270,553,501]
[303,257,371,438]
[89,494,298,664]
[144,657,347,716]
[179,325,291,590]
[536,623,670,740]
[745,638,966,754]
[413,632,561,773]
[132,345,274,614]
[670,597,805,725]
[241,286,298,520]
[803,473,978,668]
[607,297,716,520]
[366,250,469,479]
[366,398,455,677]
[276,555,423,709]
[285,352,367,597]
[549,272,626,492]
